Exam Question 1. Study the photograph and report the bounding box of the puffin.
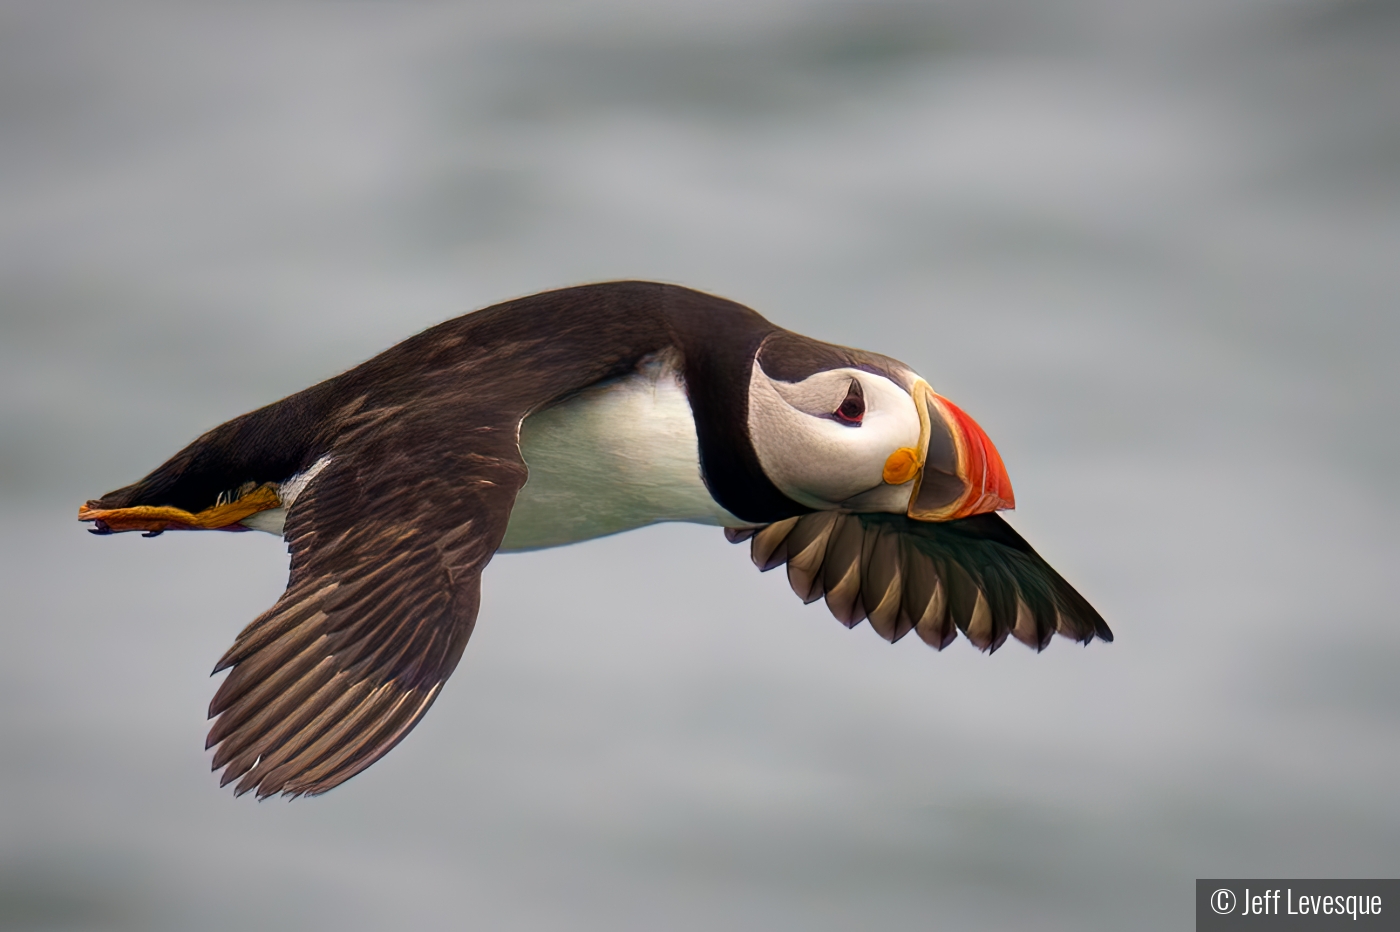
[79,281,1110,799]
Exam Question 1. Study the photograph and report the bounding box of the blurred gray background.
[2,1,1397,929]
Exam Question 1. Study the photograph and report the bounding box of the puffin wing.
[728,512,1110,652]
[205,413,527,798]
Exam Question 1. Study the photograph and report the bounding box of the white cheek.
[748,367,921,510]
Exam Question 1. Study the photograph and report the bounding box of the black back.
[89,282,830,522]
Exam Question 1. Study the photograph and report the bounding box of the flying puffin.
[79,281,1110,799]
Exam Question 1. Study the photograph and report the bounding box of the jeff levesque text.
[1239,888,1382,919]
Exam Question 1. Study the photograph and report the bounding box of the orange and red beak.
[882,380,1015,522]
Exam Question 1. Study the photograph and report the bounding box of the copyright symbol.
[1211,888,1236,915]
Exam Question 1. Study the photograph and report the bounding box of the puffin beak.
[882,380,1015,522]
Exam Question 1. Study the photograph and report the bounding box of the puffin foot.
[78,485,281,535]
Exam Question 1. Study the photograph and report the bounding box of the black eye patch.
[833,379,864,425]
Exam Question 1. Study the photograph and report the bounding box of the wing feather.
[734,511,1110,652]
[860,526,904,641]
[751,517,800,572]
[784,511,840,604]
[204,418,526,798]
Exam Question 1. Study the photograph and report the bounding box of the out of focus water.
[2,2,1397,929]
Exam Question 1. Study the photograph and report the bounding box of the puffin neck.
[662,288,810,524]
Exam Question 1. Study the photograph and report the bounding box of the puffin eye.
[832,379,864,426]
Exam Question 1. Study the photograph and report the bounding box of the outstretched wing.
[728,512,1110,652]
[205,416,527,799]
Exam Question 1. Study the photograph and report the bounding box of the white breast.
[498,353,742,552]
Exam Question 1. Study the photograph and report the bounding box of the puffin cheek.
[796,421,906,505]
[807,439,884,502]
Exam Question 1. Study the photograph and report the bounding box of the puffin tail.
[81,384,335,532]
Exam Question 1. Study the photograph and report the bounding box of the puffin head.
[745,334,1014,522]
